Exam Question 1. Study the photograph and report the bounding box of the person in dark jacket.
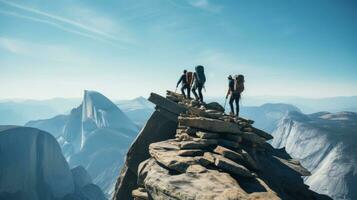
[176,70,191,99]
[226,74,245,117]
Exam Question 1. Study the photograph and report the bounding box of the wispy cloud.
[0,37,93,65]
[0,0,132,44]
[187,0,223,12]
[0,10,111,43]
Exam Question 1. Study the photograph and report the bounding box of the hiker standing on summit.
[192,65,206,102]
[176,70,192,99]
[226,74,245,117]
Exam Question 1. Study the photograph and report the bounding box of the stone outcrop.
[113,91,332,200]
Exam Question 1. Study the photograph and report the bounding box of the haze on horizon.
[1,0,356,100]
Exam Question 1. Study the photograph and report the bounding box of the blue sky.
[0,0,356,100]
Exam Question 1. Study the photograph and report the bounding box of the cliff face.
[113,91,331,200]
[272,111,357,200]
[0,126,106,200]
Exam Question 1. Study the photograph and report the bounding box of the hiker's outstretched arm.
[177,75,183,87]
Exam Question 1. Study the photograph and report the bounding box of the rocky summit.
[112,91,332,200]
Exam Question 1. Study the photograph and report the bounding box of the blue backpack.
[195,65,206,85]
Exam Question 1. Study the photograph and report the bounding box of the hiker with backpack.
[192,65,206,102]
[226,74,245,117]
[176,70,193,99]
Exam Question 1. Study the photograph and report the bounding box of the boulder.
[205,102,225,112]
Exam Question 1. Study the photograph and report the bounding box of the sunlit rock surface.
[113,91,331,200]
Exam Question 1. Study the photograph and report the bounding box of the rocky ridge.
[113,91,332,200]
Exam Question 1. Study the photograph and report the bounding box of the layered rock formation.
[113,91,331,200]
[272,111,357,200]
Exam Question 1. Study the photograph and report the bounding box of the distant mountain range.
[1,95,356,126]
[115,96,155,128]
[0,98,80,125]
[26,91,139,197]
[240,103,301,133]
[0,96,357,126]
[207,95,357,113]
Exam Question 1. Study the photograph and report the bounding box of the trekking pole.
[224,97,227,111]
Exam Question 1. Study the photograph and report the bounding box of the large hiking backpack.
[195,65,206,85]
[186,72,193,85]
[233,75,245,94]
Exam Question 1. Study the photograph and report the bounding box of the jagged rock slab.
[240,149,260,171]
[214,146,245,164]
[252,127,274,140]
[241,132,267,144]
[149,93,187,115]
[273,156,311,176]
[178,116,243,134]
[211,153,253,178]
